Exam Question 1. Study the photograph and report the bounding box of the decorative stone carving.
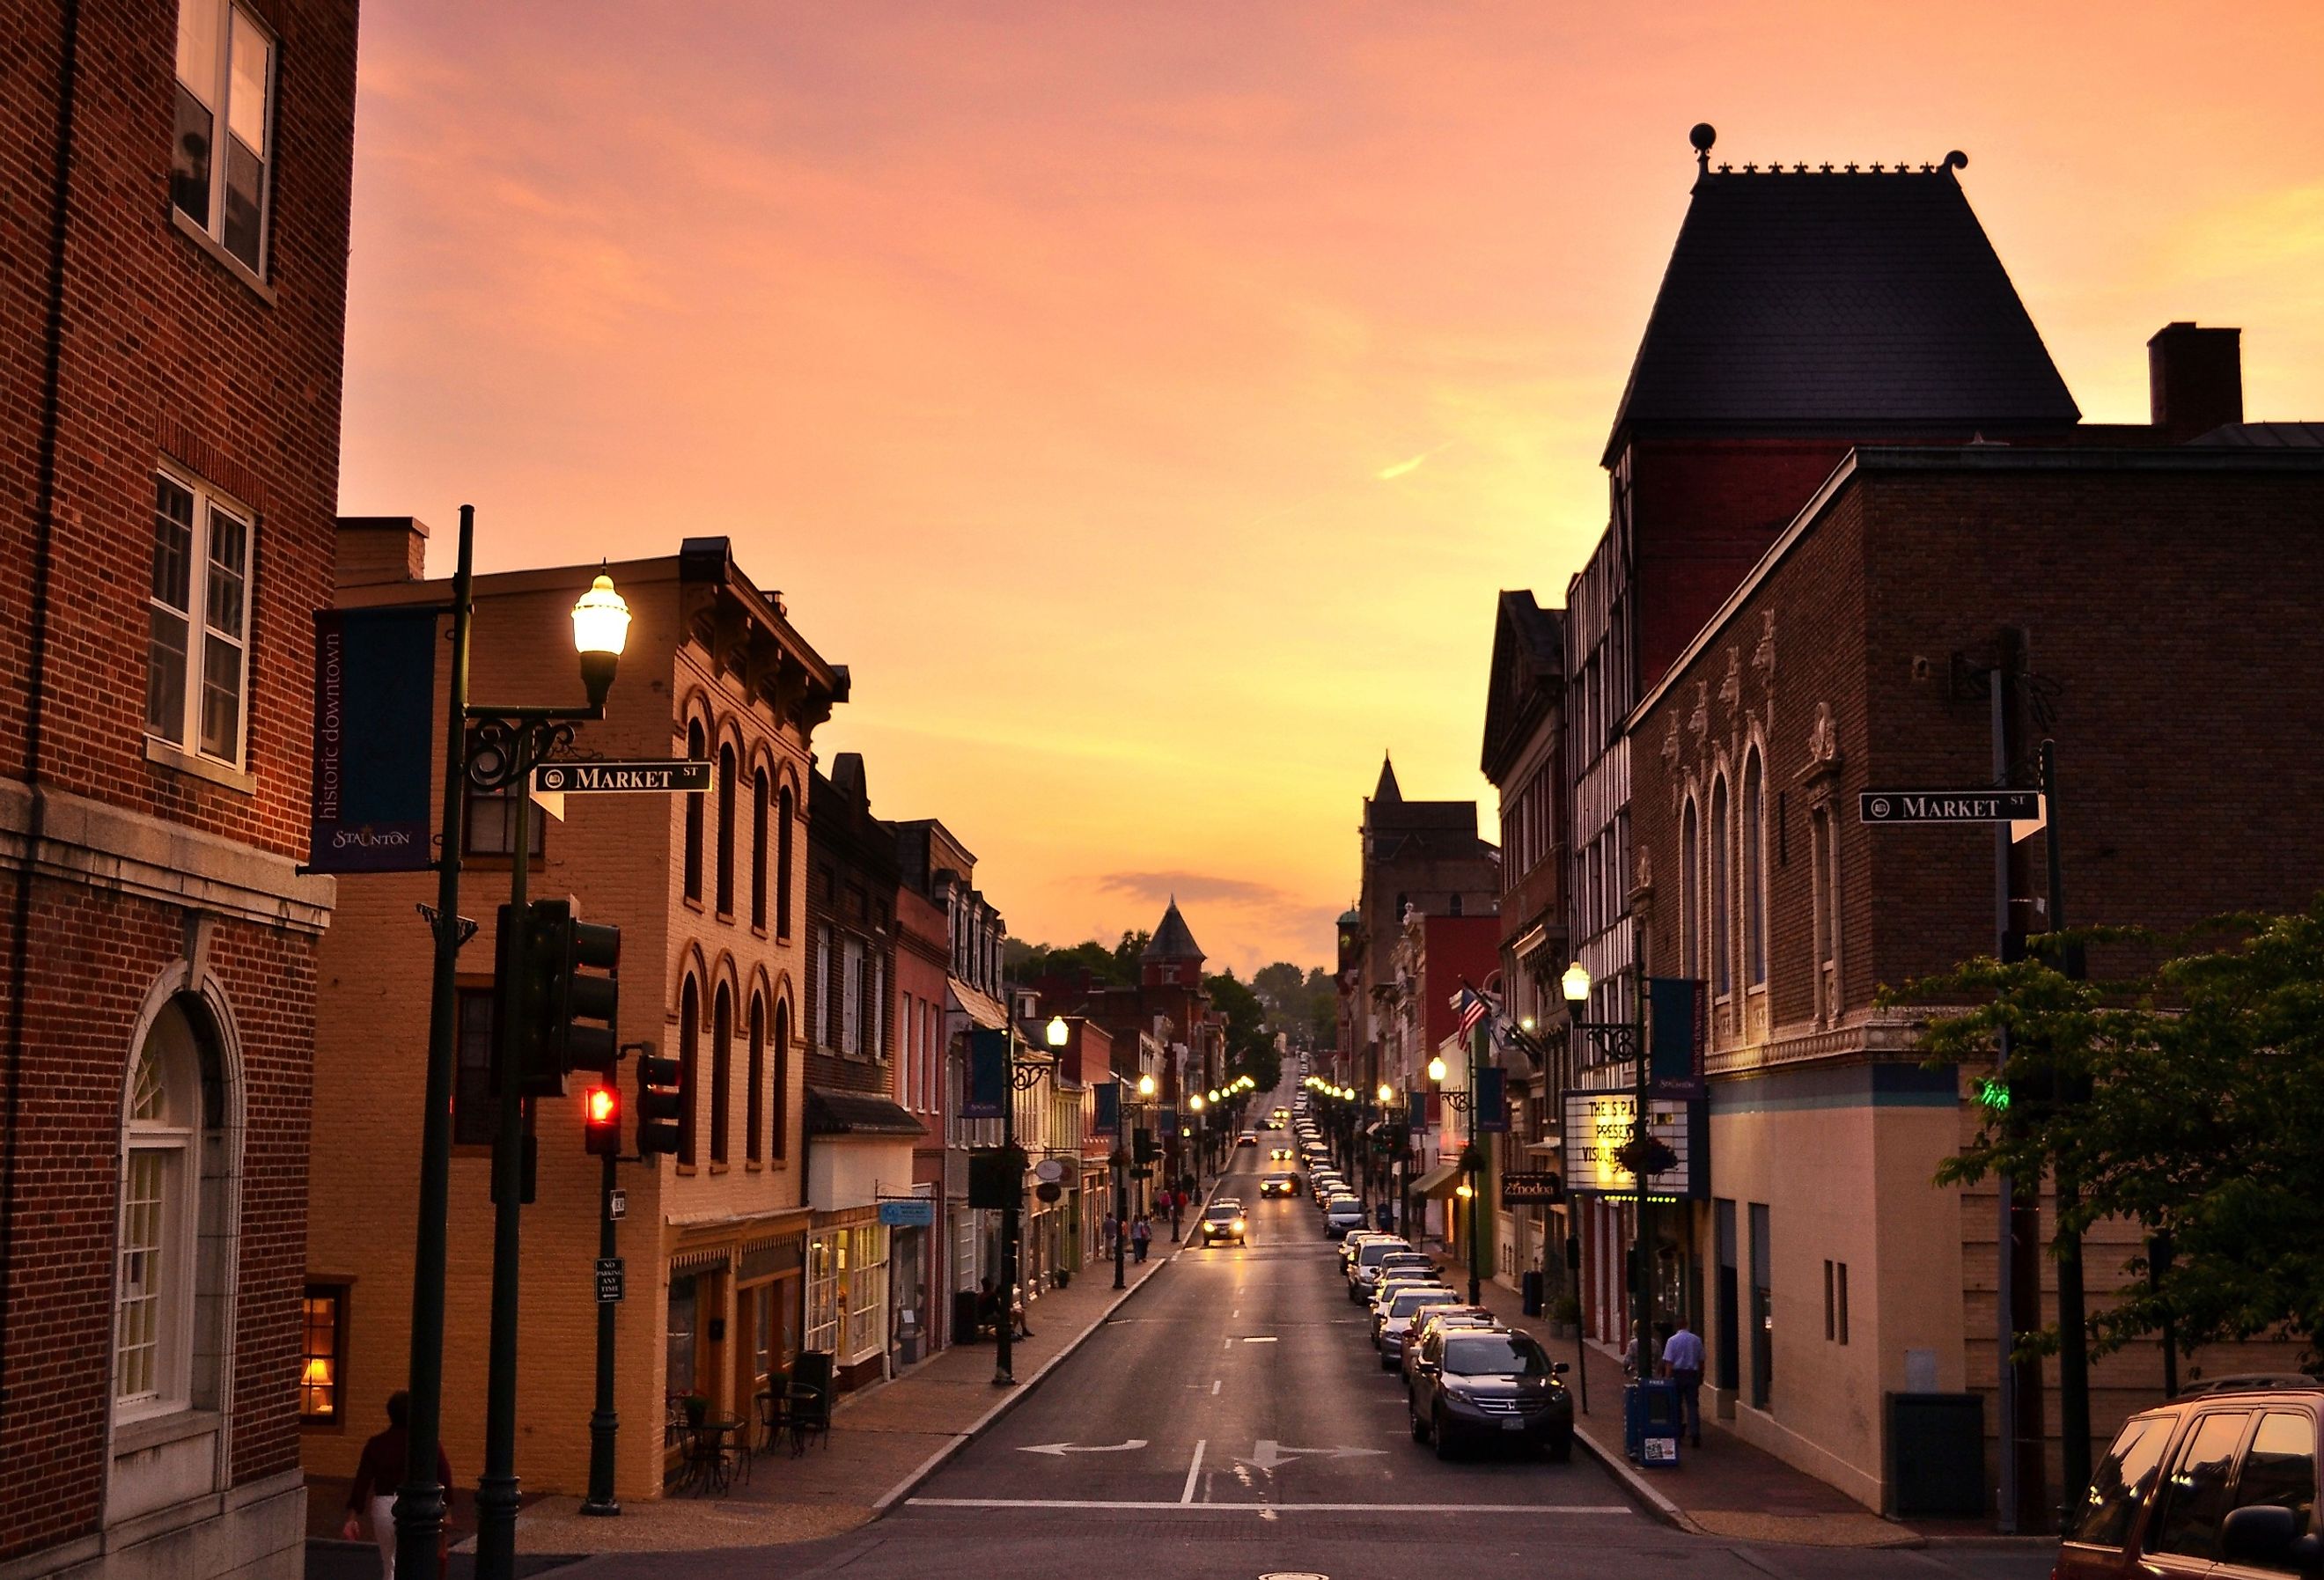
[1718,646,1741,712]
[1752,609,1777,682]
[1688,680,1710,743]
[1636,843,1652,892]
[1808,701,1837,765]
[1661,714,1680,766]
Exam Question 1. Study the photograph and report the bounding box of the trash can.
[952,1287,981,1342]
[1624,1380,1681,1467]
[1521,1269,1546,1317]
[895,1310,923,1367]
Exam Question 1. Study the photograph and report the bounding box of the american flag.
[1453,987,1490,1039]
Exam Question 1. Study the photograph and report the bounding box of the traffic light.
[534,899,621,1083]
[634,1050,683,1157]
[584,1082,621,1157]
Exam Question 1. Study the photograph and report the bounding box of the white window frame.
[813,927,832,1048]
[842,938,864,1056]
[116,1013,199,1422]
[171,0,277,279]
[147,467,254,771]
[870,954,886,1062]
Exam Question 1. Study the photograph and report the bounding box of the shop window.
[452,988,496,1145]
[300,1284,347,1425]
[463,783,543,858]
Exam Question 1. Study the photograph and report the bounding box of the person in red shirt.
[342,1391,452,1580]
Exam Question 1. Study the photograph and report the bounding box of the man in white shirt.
[1660,1316,1705,1447]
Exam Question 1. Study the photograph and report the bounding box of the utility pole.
[2043,739,2092,1515]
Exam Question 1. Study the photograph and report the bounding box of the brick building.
[1378,914,1502,1253]
[1478,590,1568,1298]
[887,826,951,1359]
[307,532,843,1503]
[1080,901,1225,1191]
[1,3,358,1575]
[800,754,922,1392]
[1622,412,2324,1512]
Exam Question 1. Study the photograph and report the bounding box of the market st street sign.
[1860,788,2040,825]
[533,760,712,795]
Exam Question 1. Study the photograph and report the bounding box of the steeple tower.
[1141,897,1205,988]
[1372,752,1401,805]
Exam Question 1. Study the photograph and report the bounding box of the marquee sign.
[1560,1091,1704,1200]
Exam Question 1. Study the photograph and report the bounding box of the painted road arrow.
[1242,1440,1391,1472]
[1016,1439,1149,1456]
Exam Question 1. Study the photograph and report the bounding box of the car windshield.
[1327,1203,1361,1217]
[1203,1205,1238,1220]
[1442,1334,1553,1377]
[1391,1290,1457,1317]
[1379,1255,1430,1271]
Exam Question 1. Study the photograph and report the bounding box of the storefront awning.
[1412,1161,1462,1198]
[948,978,1009,1030]
[805,1088,925,1138]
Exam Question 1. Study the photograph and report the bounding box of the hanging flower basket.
[1611,1130,1678,1179]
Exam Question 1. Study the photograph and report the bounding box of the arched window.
[716,744,738,916]
[746,994,765,1164]
[1743,749,1768,988]
[711,984,732,1164]
[751,768,769,931]
[1680,797,1701,980]
[770,1000,791,1161]
[1710,775,1732,1000]
[679,977,701,1165]
[118,1000,203,1416]
[683,720,706,904]
[775,783,795,938]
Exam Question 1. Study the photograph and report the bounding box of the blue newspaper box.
[1624,1380,1681,1467]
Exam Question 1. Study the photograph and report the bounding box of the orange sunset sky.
[336,3,2324,976]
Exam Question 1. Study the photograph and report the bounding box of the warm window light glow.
[1562,961,1591,1003]
[1045,1014,1070,1048]
[1427,1055,1447,1084]
[303,1356,333,1385]
[570,571,631,656]
[1519,1014,1537,1033]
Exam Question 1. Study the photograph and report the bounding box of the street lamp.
[1045,1014,1070,1049]
[993,1027,1053,1387]
[1427,1043,1482,1304]
[1563,958,1651,1400]
[400,514,626,1580]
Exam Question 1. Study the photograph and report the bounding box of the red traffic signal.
[584,1083,621,1157]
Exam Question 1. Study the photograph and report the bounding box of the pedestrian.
[1168,1191,1183,1243]
[1661,1316,1705,1448]
[342,1390,451,1580]
[1131,1215,1151,1263]
[976,1277,1002,1338]
[1102,1210,1119,1259]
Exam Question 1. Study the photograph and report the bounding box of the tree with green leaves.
[1207,967,1283,1093]
[1902,900,2324,1363]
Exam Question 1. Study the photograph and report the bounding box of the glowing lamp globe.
[571,571,632,708]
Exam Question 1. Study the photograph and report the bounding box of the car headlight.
[1231,1219,1246,1233]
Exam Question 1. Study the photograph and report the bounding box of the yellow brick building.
[304,524,842,1503]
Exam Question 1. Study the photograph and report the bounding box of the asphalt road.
[377,1079,2063,1580]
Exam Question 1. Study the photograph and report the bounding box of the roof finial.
[1689,121,1717,175]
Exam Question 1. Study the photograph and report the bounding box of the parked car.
[1401,1308,1500,1383]
[1408,1327,1574,1460]
[1346,1238,1419,1297]
[1376,1287,1465,1367]
[1339,1231,1403,1273]
[2054,1377,2324,1578]
[1353,1250,1436,1302]
[1323,1199,1366,1238]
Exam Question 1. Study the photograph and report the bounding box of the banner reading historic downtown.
[309,607,438,872]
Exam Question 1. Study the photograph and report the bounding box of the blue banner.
[1649,977,1704,1091]
[1158,1106,1179,1137]
[963,1028,1007,1118]
[1408,1091,1427,1133]
[309,608,438,872]
[1475,1066,1508,1133]
[1094,1081,1121,1135]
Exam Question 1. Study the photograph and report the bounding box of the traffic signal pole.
[581,1142,621,1516]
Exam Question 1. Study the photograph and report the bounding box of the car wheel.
[1380,1353,1396,1372]
[1545,1429,1572,1464]
[1432,1407,1457,1461]
[1409,1407,1430,1444]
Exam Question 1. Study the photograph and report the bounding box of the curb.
[1566,1422,1701,1534]
[867,1210,1195,1517]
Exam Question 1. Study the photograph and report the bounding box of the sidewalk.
[1460,1275,1922,1549]
[482,1230,1185,1554]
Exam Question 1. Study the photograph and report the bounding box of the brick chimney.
[334,516,430,587]
[2148,323,2242,443]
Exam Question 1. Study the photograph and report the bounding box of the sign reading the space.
[1859,788,2039,824]
[1560,1091,1703,1200]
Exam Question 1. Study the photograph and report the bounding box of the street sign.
[595,1256,625,1304]
[533,760,712,796]
[1501,1170,1564,1205]
[1033,1158,1066,1184]
[1859,788,2040,825]
[879,1198,936,1227]
[607,1187,627,1221]
[1034,1181,1063,1203]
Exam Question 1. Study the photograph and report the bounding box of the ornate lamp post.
[1563,959,1650,1380]
[1427,1051,1483,1304]
[992,1020,1058,1387]
[398,516,629,1580]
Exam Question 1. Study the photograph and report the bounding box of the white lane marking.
[1016,1439,1148,1456]
[1241,1335,1278,1343]
[908,1498,1633,1513]
[1180,1438,1207,1504]
[1243,1440,1390,1471]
